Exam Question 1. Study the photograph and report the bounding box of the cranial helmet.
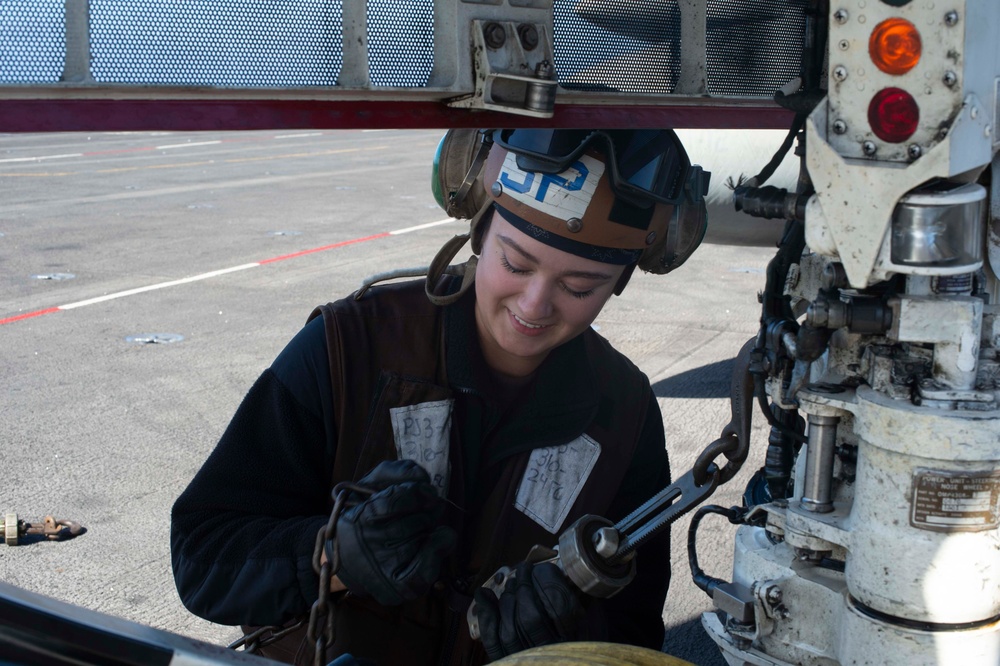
[427,128,710,304]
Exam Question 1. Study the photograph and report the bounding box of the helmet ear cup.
[433,129,491,220]
[637,200,707,275]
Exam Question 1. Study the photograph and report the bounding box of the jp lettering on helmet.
[425,128,710,304]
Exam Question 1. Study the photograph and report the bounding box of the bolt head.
[834,9,849,24]
[943,71,957,87]
[945,11,959,26]
[517,23,539,51]
[645,231,657,246]
[592,527,620,558]
[833,120,848,135]
[484,22,506,49]
[862,141,877,156]
[566,217,583,233]
[907,144,922,159]
[535,60,555,80]
[833,66,848,82]
[491,181,503,197]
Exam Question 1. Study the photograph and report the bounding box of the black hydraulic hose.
[689,504,745,596]
[748,113,805,188]
[753,372,808,444]
[764,405,804,500]
[795,324,833,362]
[733,185,810,221]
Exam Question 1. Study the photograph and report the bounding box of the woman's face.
[474,213,625,378]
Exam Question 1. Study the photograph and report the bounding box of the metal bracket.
[449,20,557,118]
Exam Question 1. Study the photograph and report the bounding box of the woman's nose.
[517,276,554,320]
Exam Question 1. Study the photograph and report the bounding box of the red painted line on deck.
[1,231,396,325]
[0,307,60,325]
[258,233,390,264]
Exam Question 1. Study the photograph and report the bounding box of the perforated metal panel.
[367,0,434,87]
[554,0,681,93]
[705,0,808,97]
[0,0,64,84]
[0,0,807,132]
[89,0,342,86]
[553,0,807,97]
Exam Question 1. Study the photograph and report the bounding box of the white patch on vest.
[515,435,602,533]
[390,400,453,497]
[499,151,604,221]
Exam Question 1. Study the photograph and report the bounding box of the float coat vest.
[266,280,651,666]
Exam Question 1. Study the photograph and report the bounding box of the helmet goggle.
[491,129,693,207]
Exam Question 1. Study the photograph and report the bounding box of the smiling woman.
[169,129,692,665]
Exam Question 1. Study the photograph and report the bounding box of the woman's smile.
[508,308,553,335]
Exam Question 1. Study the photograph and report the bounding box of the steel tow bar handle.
[608,468,721,564]
[467,470,719,641]
[2,513,86,546]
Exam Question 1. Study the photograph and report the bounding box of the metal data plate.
[910,469,1000,533]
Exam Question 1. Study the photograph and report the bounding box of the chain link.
[227,481,373,661]
[691,336,757,487]
[307,481,374,666]
[692,432,740,486]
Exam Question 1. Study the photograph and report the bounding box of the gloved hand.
[330,459,457,606]
[473,561,585,661]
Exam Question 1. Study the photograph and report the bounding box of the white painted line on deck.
[1,219,460,326]
[0,153,83,163]
[58,264,260,310]
[390,219,457,235]
[155,141,223,150]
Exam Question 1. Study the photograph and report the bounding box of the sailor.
[170,128,708,665]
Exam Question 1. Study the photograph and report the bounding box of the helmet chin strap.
[423,198,493,306]
[448,130,493,217]
[354,201,492,304]
[613,263,637,296]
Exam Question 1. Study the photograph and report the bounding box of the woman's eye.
[500,254,528,274]
[500,252,595,298]
[563,285,595,299]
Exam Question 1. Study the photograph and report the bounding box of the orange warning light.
[869,17,921,75]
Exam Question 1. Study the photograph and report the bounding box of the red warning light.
[868,88,919,143]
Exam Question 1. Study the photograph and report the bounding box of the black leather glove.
[330,459,457,606]
[474,561,585,661]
